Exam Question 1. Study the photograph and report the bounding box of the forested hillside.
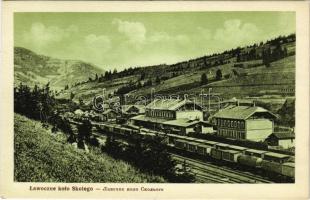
[58,34,295,104]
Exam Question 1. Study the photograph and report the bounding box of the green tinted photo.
[14,11,295,184]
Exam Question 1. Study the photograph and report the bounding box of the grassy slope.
[59,53,295,103]
[14,114,165,183]
[14,47,104,91]
[129,56,295,98]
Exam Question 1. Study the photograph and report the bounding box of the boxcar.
[210,148,223,160]
[215,143,229,150]
[187,141,198,153]
[197,143,212,156]
[238,155,263,168]
[281,162,295,178]
[264,152,291,164]
[227,145,248,153]
[222,150,242,163]
[245,149,268,158]
[175,139,187,149]
[203,140,219,147]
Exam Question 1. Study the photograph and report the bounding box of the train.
[96,122,295,180]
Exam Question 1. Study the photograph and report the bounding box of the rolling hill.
[14,47,104,90]
[57,34,295,106]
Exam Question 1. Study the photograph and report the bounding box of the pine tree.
[216,69,222,80]
[200,73,208,85]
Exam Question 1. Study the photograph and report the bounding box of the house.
[145,99,203,120]
[212,105,277,142]
[102,109,118,122]
[162,118,201,135]
[266,132,295,149]
[130,99,204,135]
[122,105,146,115]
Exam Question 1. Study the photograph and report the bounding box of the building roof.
[212,106,277,120]
[162,118,201,128]
[146,99,202,111]
[264,152,291,158]
[246,149,268,154]
[272,132,295,139]
[122,104,146,113]
[282,162,295,167]
[131,114,167,123]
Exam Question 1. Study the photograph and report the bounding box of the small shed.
[266,132,295,149]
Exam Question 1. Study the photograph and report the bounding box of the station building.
[130,99,206,135]
[212,105,277,142]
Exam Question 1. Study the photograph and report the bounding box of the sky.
[14,12,295,71]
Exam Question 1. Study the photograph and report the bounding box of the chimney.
[253,100,256,107]
[236,100,239,106]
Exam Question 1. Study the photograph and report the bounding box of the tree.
[77,118,92,142]
[216,69,222,81]
[200,73,208,85]
[263,47,271,68]
[140,72,145,80]
[155,76,161,85]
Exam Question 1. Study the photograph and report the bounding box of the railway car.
[263,152,291,164]
[174,139,187,150]
[222,150,242,163]
[237,154,263,168]
[123,127,133,135]
[210,148,223,160]
[245,149,267,159]
[227,145,248,153]
[281,162,295,178]
[196,143,212,156]
[261,160,282,174]
[187,141,199,153]
[203,140,219,148]
[215,143,229,150]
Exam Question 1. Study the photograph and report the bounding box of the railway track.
[70,120,284,183]
[172,154,273,183]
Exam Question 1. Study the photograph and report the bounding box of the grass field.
[14,114,165,182]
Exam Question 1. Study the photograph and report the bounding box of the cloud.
[197,26,212,40]
[84,34,111,53]
[148,32,189,45]
[112,18,146,49]
[214,19,260,49]
[22,23,78,50]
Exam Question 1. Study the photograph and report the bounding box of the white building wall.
[279,139,295,149]
[246,119,273,142]
[176,111,203,120]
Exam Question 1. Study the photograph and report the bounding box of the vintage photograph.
[13,11,296,184]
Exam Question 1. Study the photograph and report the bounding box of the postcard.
[0,1,309,199]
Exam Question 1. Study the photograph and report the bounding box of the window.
[241,121,244,129]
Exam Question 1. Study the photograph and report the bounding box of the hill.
[14,47,104,90]
[14,113,164,182]
[58,34,295,105]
